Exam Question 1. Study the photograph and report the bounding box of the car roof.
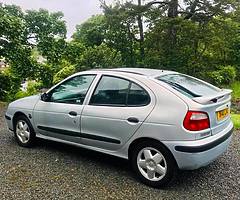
[88,68,176,77]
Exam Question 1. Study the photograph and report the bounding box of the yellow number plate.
[216,108,229,121]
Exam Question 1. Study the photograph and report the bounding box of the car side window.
[127,83,150,106]
[90,76,130,106]
[90,75,150,106]
[50,75,95,104]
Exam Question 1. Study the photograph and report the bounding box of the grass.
[230,81,240,100]
[231,114,240,130]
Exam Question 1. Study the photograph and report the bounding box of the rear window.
[156,74,220,98]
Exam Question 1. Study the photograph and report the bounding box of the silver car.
[5,68,233,187]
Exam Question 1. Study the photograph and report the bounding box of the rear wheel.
[130,141,176,188]
[14,115,36,147]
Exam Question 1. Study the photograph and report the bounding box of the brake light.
[183,111,210,131]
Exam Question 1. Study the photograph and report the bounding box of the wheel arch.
[12,111,28,130]
[128,137,178,167]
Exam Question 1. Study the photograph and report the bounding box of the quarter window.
[127,83,150,106]
[50,75,95,104]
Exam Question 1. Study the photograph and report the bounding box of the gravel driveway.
[0,105,239,200]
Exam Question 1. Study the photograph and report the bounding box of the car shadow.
[33,137,221,189]
[35,138,131,172]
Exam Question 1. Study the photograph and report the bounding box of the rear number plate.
[216,108,229,121]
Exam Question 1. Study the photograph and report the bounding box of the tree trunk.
[167,0,178,46]
[168,0,178,18]
[137,0,145,62]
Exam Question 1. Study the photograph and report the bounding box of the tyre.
[130,140,176,188]
[14,115,36,147]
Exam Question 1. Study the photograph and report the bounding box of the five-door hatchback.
[5,68,233,187]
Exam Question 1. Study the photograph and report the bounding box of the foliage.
[101,3,139,66]
[15,81,41,100]
[25,9,67,64]
[230,81,240,100]
[219,66,237,85]
[53,64,76,84]
[231,114,240,129]
[0,69,20,101]
[1,1,240,102]
[76,44,122,70]
[0,4,66,79]
[205,66,236,86]
[63,41,85,64]
[73,15,106,47]
[0,71,12,100]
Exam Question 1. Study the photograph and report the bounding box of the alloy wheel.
[137,147,167,181]
[16,120,30,144]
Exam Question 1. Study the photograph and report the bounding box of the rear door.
[80,75,155,151]
[157,74,232,136]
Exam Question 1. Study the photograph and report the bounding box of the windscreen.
[156,74,220,98]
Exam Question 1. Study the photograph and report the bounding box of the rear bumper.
[163,122,233,170]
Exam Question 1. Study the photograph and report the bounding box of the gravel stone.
[0,105,239,200]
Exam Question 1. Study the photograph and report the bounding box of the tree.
[0,4,33,78]
[101,0,239,68]
[25,9,67,64]
[76,43,122,70]
[0,4,67,78]
[72,15,107,47]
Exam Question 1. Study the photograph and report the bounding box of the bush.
[0,72,11,101]
[205,66,236,86]
[0,69,21,101]
[15,81,42,100]
[220,66,237,85]
[53,65,76,84]
[205,71,224,86]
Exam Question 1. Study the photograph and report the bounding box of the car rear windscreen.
[156,74,220,98]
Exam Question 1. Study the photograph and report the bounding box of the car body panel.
[80,72,156,151]
[163,121,233,169]
[33,101,83,143]
[5,95,40,131]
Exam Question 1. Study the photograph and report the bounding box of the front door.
[80,75,155,151]
[33,74,96,142]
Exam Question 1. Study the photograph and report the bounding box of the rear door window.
[157,74,220,98]
[90,76,129,106]
[90,75,150,106]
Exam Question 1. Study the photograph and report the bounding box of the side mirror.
[40,93,50,102]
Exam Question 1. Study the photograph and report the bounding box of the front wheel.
[14,115,36,147]
[130,141,176,188]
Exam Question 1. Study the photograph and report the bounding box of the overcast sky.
[2,0,114,38]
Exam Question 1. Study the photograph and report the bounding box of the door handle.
[127,117,139,123]
[69,111,77,116]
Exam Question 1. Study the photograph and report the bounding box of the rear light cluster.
[183,111,210,131]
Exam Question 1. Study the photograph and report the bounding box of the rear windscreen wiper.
[159,79,201,98]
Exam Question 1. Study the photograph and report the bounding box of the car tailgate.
[193,89,232,136]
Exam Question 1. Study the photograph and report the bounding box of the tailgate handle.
[127,117,139,123]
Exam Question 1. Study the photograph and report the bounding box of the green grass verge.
[231,114,240,129]
[230,81,240,100]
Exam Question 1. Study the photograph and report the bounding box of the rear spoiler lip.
[192,89,232,104]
